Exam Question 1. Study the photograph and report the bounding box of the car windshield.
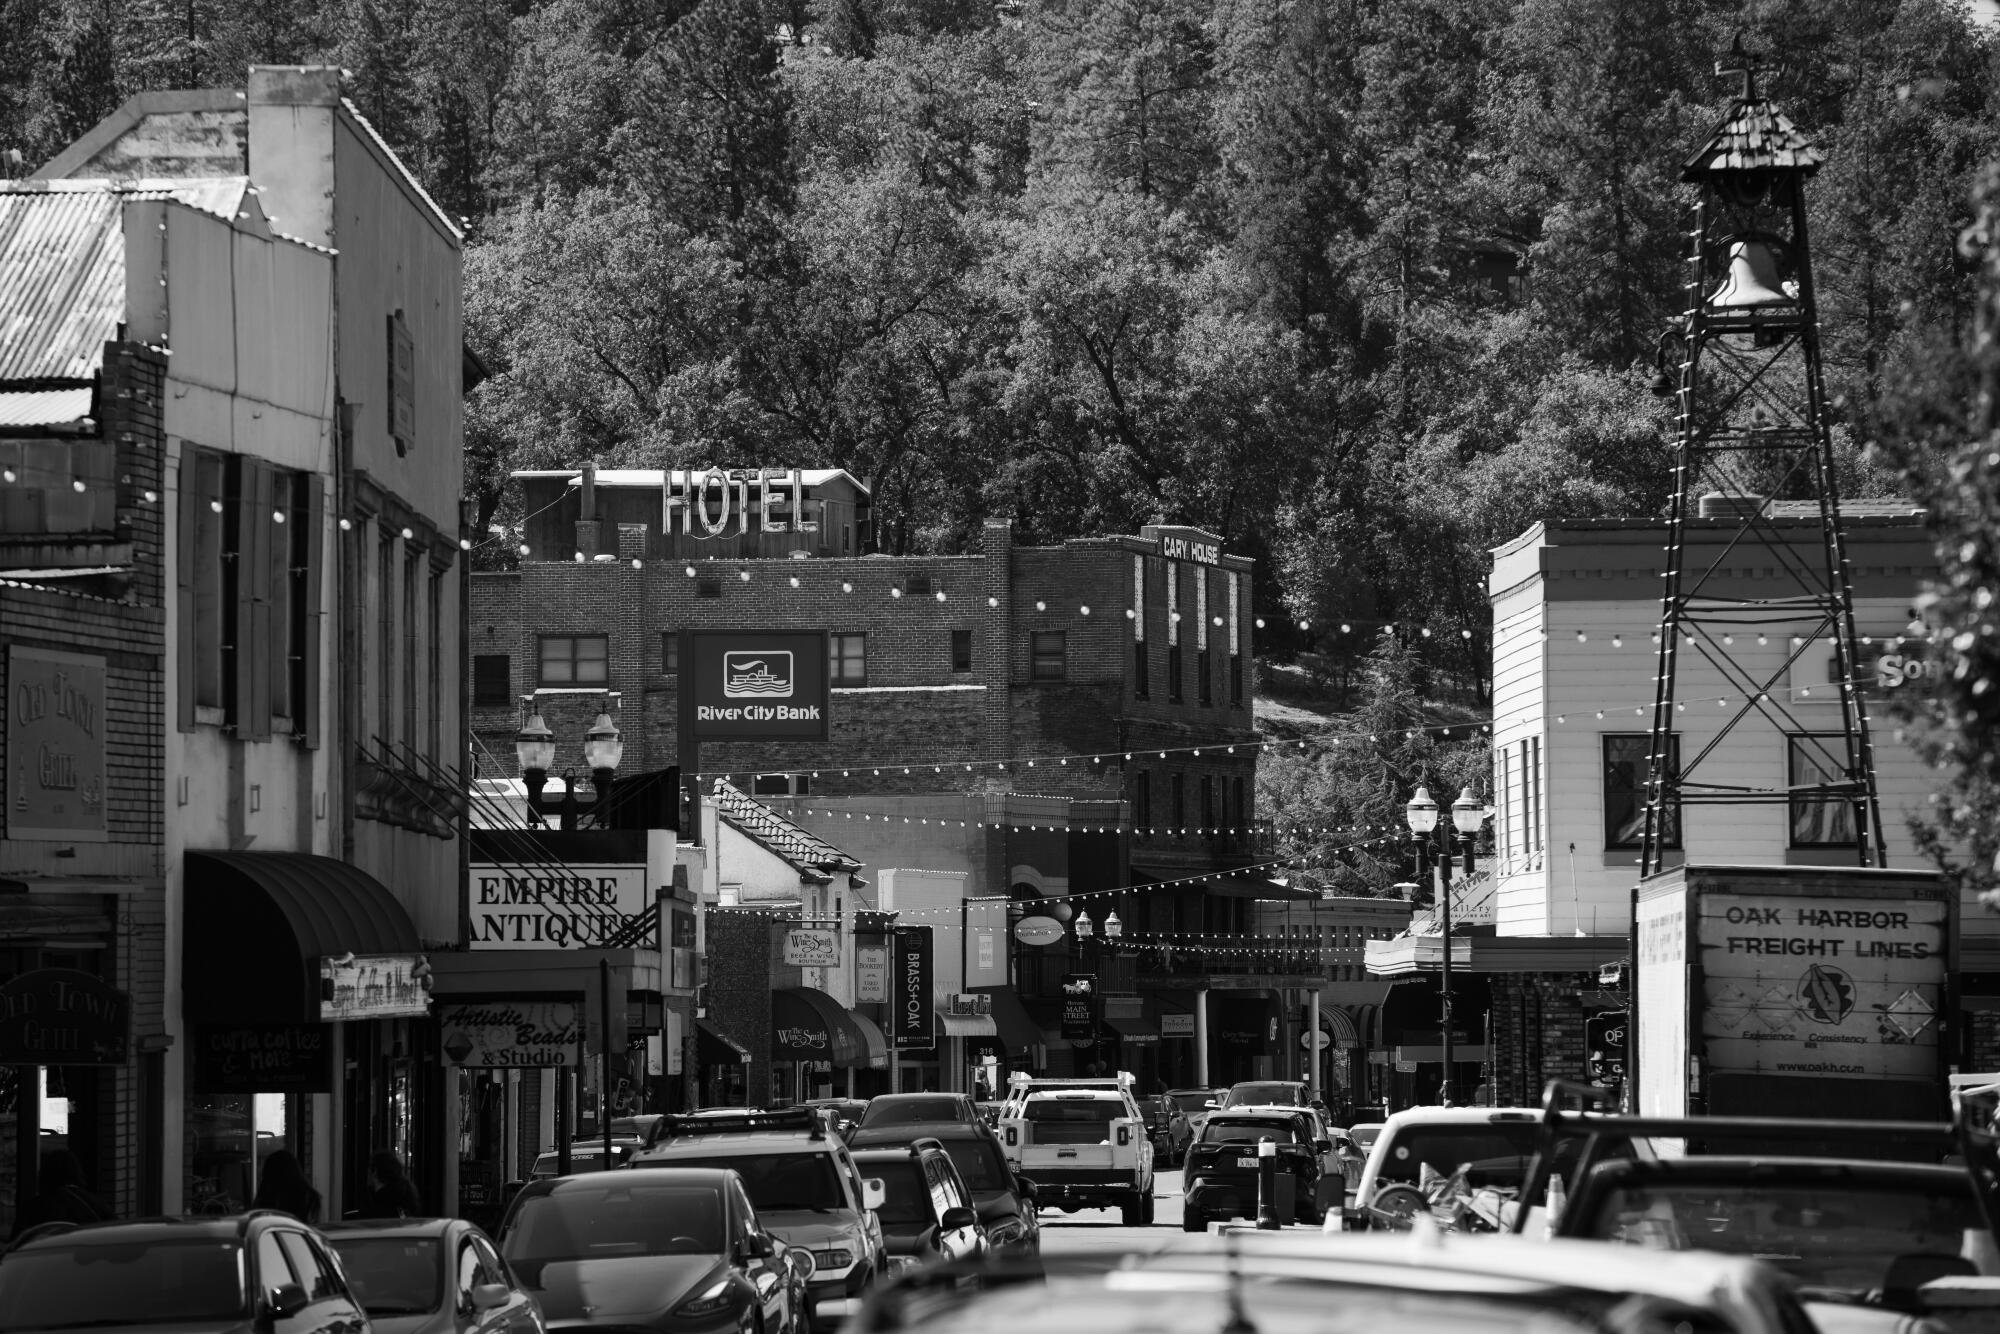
[861,1098,965,1126]
[1223,1084,1302,1108]
[1376,1124,1544,1189]
[501,1180,725,1281]
[1350,1126,1383,1149]
[532,1147,624,1177]
[661,1154,845,1212]
[869,1161,934,1228]
[1204,1119,1304,1146]
[939,1138,1011,1194]
[1169,1092,1214,1114]
[1583,1180,1990,1294]
[325,1237,443,1316]
[0,1238,246,1330]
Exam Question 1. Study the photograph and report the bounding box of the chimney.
[575,461,600,558]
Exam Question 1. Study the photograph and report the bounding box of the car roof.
[852,1144,948,1162]
[321,1218,460,1240]
[1209,1108,1308,1122]
[530,1165,740,1189]
[1584,1157,1973,1187]
[1379,1107,1542,1128]
[870,1093,965,1104]
[642,1132,835,1155]
[851,1121,998,1143]
[7,1212,300,1249]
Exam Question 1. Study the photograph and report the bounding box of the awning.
[698,1018,751,1065]
[773,987,866,1067]
[983,988,1045,1052]
[184,850,420,1023]
[937,1010,998,1038]
[1104,1013,1160,1044]
[848,1010,890,1070]
[1323,1007,1360,1049]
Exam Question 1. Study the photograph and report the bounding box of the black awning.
[1104,1013,1161,1044]
[185,851,420,1023]
[773,987,866,1068]
[698,1018,751,1065]
[983,988,1045,1053]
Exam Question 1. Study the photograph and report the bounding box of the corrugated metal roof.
[0,189,125,380]
[0,387,93,425]
[1682,99,1824,182]
[712,780,861,876]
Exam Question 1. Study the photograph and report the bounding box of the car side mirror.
[470,1283,509,1313]
[940,1206,977,1231]
[862,1178,886,1211]
[267,1283,310,1319]
[1204,1100,1219,1110]
[1014,1176,1038,1203]
[746,1232,776,1259]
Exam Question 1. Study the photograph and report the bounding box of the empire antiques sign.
[0,969,129,1065]
[6,646,108,841]
[467,863,650,950]
[686,630,830,742]
[439,1002,582,1067]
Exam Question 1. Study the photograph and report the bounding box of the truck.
[1632,864,1951,1123]
[996,1071,1155,1225]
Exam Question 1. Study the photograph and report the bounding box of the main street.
[1036,1168,1195,1261]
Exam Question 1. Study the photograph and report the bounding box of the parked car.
[1218,1080,1311,1111]
[801,1099,870,1141]
[1136,1095,1192,1166]
[853,1094,983,1133]
[528,1140,645,1178]
[849,1141,986,1276]
[1164,1088,1221,1144]
[629,1107,888,1331]
[496,1166,809,1334]
[845,1121,1039,1258]
[322,1217,545,1334]
[0,1211,371,1334]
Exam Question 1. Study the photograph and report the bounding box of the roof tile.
[712,780,860,877]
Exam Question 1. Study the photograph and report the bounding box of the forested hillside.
[4,0,1994,702]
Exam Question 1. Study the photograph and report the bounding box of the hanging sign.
[784,928,840,968]
[1160,1014,1195,1037]
[439,1002,581,1067]
[0,969,128,1065]
[688,630,830,741]
[6,646,108,842]
[892,926,934,1049]
[319,954,432,1020]
[1586,1010,1627,1085]
[1013,915,1065,946]
[1060,974,1097,1043]
[856,947,888,1003]
[193,1022,331,1093]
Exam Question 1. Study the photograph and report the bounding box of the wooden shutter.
[235,458,274,739]
[301,474,324,749]
[175,451,198,732]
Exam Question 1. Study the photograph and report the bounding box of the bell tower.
[1640,40,1887,874]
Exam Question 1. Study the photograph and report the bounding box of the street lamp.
[516,710,624,831]
[1405,784,1484,1106]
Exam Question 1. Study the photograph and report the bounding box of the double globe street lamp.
[1404,784,1486,1106]
[515,710,625,830]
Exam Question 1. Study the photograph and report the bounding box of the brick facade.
[1485,973,1614,1109]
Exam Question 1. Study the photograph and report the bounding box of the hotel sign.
[665,468,823,537]
[6,646,107,841]
[687,630,829,741]
[467,863,651,950]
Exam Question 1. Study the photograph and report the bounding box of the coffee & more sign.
[687,630,829,741]
[468,864,650,950]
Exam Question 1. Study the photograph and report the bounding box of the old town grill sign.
[0,969,129,1065]
[6,646,108,841]
[467,863,651,950]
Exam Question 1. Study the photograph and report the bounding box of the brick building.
[472,466,1292,1094]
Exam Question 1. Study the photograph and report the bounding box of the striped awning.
[1323,1007,1360,1049]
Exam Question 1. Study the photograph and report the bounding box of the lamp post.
[515,710,624,831]
[1405,784,1485,1106]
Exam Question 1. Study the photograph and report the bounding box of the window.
[1231,776,1245,831]
[1510,737,1544,860]
[1170,773,1185,830]
[660,633,679,674]
[473,655,511,707]
[1167,642,1183,702]
[830,633,867,686]
[378,533,394,739]
[254,1232,295,1295]
[1604,734,1680,850]
[275,1231,340,1301]
[1229,654,1242,706]
[1133,639,1149,699]
[455,1243,485,1309]
[951,629,973,673]
[1198,649,1212,706]
[752,773,810,797]
[1199,776,1215,830]
[1031,631,1066,682]
[906,573,933,597]
[697,577,721,598]
[1134,771,1151,829]
[271,473,304,721]
[539,634,608,686]
[1788,735,1859,847]
[427,569,443,758]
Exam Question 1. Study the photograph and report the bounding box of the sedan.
[497,1167,809,1334]
[323,1218,544,1334]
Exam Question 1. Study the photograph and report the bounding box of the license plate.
[1236,1157,1259,1169]
[1057,1148,1078,1157]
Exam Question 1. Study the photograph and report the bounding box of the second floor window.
[1134,639,1149,699]
[1134,771,1151,828]
[1170,773,1186,829]
[1167,643,1183,702]
[1789,735,1860,847]
[951,629,972,673]
[473,654,511,707]
[1604,734,1680,850]
[660,632,679,674]
[831,633,867,685]
[539,634,608,685]
[1200,776,1214,829]
[1032,631,1066,681]
[1198,649,1212,706]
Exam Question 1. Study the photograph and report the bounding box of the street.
[1035,1168,1194,1262]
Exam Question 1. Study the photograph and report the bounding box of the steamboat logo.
[723,651,794,699]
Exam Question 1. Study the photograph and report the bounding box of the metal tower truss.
[1640,47,1887,877]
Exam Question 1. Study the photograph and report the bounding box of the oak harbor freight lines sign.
[1697,892,1947,1080]
[467,864,650,949]
[687,631,829,741]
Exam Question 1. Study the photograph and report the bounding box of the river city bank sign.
[467,863,651,950]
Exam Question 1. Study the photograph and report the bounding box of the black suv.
[0,1211,368,1333]
[1183,1110,1328,1230]
[848,1121,1039,1257]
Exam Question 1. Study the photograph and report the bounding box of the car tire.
[1182,1212,1204,1233]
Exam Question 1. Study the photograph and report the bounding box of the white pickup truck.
[996,1072,1155,1226]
